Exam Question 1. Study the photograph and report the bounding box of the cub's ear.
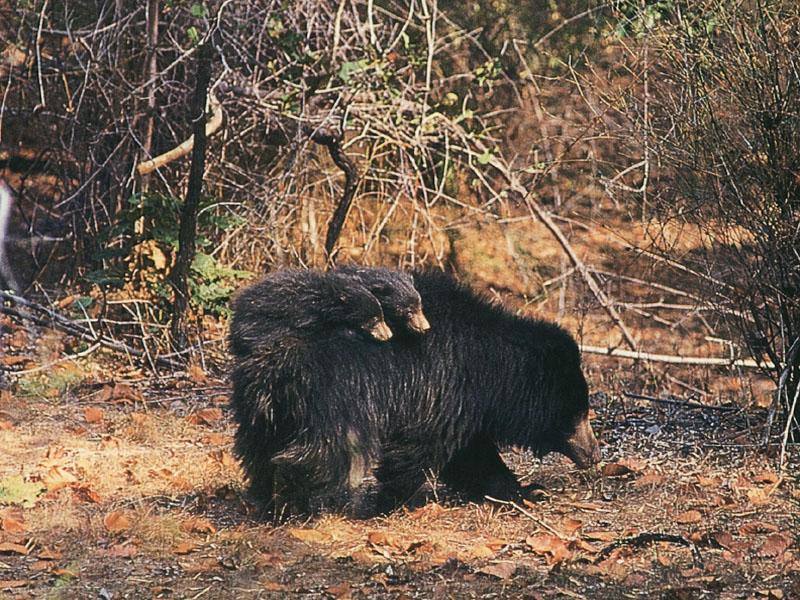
[370,282,393,295]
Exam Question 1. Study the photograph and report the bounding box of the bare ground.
[0,343,798,599]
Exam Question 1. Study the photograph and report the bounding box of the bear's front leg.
[440,435,523,502]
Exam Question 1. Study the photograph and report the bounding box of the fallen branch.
[595,532,703,567]
[484,496,565,538]
[580,343,773,370]
[136,91,223,176]
[623,391,738,412]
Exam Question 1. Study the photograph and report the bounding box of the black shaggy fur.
[335,265,430,335]
[229,269,389,359]
[229,270,598,514]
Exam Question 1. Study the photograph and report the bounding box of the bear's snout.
[408,307,431,333]
[563,416,601,469]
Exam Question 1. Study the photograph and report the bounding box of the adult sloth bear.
[229,270,600,514]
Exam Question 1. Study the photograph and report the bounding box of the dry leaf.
[562,518,583,534]
[463,545,496,559]
[202,432,228,445]
[103,543,137,558]
[98,383,143,404]
[0,355,27,366]
[525,534,572,564]
[327,583,352,599]
[84,406,104,423]
[173,541,198,555]
[709,531,735,550]
[103,511,131,533]
[187,408,223,426]
[181,517,216,535]
[573,539,601,554]
[288,528,332,544]
[0,580,27,589]
[634,472,665,488]
[758,533,792,558]
[182,557,219,574]
[583,530,617,542]
[73,485,103,504]
[477,562,516,579]
[1,515,26,533]
[739,521,779,536]
[0,542,29,555]
[42,466,78,491]
[37,548,62,560]
[187,364,208,383]
[619,458,647,471]
[601,463,633,477]
[751,471,780,485]
[209,450,237,468]
[696,476,722,487]
[675,510,702,524]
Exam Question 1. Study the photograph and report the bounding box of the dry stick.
[136,91,223,176]
[15,342,102,375]
[595,533,703,567]
[139,0,160,192]
[468,138,637,350]
[484,496,565,538]
[623,391,737,412]
[580,343,772,370]
[320,134,359,264]
[521,193,638,351]
[775,336,800,459]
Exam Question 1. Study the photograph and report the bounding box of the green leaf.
[190,3,207,18]
[338,59,369,83]
[477,150,494,165]
[0,476,44,508]
[187,26,199,44]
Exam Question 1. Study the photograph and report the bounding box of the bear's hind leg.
[272,439,356,513]
[373,437,438,514]
[440,435,523,502]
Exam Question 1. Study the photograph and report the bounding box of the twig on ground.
[484,496,565,538]
[14,342,102,375]
[595,532,703,567]
[580,343,773,370]
[623,391,737,412]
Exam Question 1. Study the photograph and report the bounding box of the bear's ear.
[370,282,393,296]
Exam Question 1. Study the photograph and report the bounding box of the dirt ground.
[0,329,798,600]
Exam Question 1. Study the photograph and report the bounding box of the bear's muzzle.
[562,415,601,469]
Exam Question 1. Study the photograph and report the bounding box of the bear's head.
[324,275,393,342]
[499,325,601,469]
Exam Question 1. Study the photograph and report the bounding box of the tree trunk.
[169,41,212,351]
